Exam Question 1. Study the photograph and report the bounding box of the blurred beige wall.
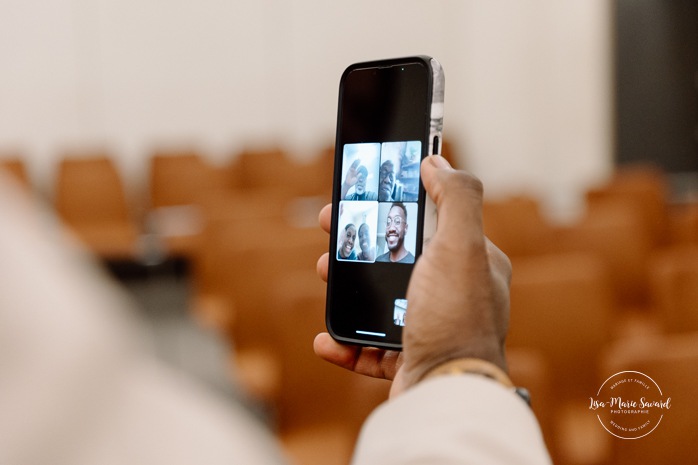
[0,0,612,220]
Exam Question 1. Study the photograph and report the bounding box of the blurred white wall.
[0,0,612,220]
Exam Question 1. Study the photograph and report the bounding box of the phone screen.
[326,58,441,349]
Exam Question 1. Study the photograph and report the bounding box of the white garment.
[352,375,552,465]
[0,174,286,465]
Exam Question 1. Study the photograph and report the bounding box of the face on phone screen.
[326,58,441,349]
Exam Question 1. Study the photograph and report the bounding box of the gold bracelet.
[422,358,531,406]
[422,358,514,387]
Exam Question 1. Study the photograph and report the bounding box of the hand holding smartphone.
[325,56,445,350]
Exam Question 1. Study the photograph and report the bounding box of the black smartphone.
[325,56,445,350]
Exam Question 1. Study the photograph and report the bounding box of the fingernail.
[428,155,451,169]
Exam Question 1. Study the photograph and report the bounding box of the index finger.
[319,203,331,233]
[313,332,402,381]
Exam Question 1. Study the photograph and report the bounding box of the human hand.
[314,204,404,392]
[340,159,361,198]
[315,155,512,397]
[398,155,511,392]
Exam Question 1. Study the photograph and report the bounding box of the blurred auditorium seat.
[184,146,336,430]
[559,163,671,311]
[54,155,140,261]
[647,244,698,334]
[148,149,223,260]
[190,186,328,395]
[508,252,615,465]
[150,149,223,209]
[192,189,299,299]
[230,147,333,198]
[556,197,654,310]
[271,270,389,465]
[291,146,334,199]
[233,147,298,191]
[204,221,381,465]
[667,201,698,245]
[585,163,670,248]
[602,332,698,464]
[483,195,558,258]
[508,251,615,396]
[214,221,326,402]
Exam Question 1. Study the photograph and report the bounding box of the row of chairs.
[153,150,391,465]
[2,147,334,260]
[2,148,385,465]
[194,214,389,464]
[5,150,696,464]
[0,139,463,262]
[484,164,698,464]
[1,142,467,465]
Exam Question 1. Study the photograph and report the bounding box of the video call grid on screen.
[336,141,421,265]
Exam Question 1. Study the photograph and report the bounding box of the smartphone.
[325,56,445,350]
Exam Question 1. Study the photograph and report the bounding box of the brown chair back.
[54,155,138,259]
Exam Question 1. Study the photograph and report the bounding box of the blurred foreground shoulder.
[351,375,552,465]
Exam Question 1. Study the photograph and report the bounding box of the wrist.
[421,357,513,386]
[419,357,531,407]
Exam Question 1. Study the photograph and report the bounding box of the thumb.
[420,156,486,247]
